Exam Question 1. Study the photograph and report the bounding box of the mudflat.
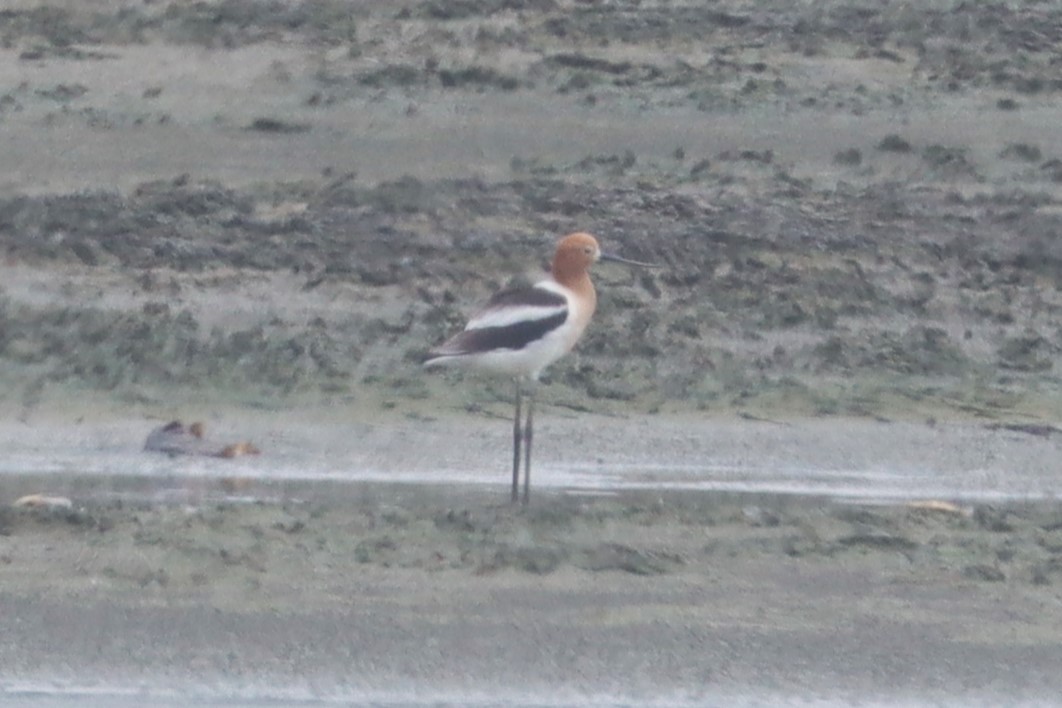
[3,1,1062,704]
[3,480,1062,704]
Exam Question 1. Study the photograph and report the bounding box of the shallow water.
[2,415,1060,504]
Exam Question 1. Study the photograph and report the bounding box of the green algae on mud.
[6,484,1062,700]
[4,481,1062,592]
[6,479,1062,590]
[4,3,1062,424]
[2,0,1062,422]
[4,175,1062,423]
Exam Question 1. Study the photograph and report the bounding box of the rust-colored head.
[551,232,601,285]
[550,231,658,285]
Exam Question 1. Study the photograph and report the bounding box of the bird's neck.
[553,269,597,311]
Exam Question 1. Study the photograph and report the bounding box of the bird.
[424,232,657,505]
[143,420,260,459]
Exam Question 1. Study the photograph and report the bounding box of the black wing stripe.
[438,311,568,355]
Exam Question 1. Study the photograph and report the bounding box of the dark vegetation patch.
[1,170,1060,414]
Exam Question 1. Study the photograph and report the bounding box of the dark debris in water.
[246,117,311,134]
[985,422,1062,438]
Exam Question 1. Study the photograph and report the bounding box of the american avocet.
[425,232,657,505]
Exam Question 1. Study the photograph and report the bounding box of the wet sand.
[3,478,1062,705]
[4,0,1062,704]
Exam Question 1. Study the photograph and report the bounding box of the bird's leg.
[512,380,522,505]
[522,387,534,506]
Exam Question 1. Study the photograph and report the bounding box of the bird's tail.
[423,352,456,369]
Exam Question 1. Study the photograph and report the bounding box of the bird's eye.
[583,247,593,254]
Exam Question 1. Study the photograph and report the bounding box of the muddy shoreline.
[3,2,1062,422]
[3,481,1062,703]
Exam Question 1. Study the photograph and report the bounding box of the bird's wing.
[466,281,569,330]
[430,282,570,356]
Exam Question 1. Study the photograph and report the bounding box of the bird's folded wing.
[466,282,568,330]
[432,283,570,355]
